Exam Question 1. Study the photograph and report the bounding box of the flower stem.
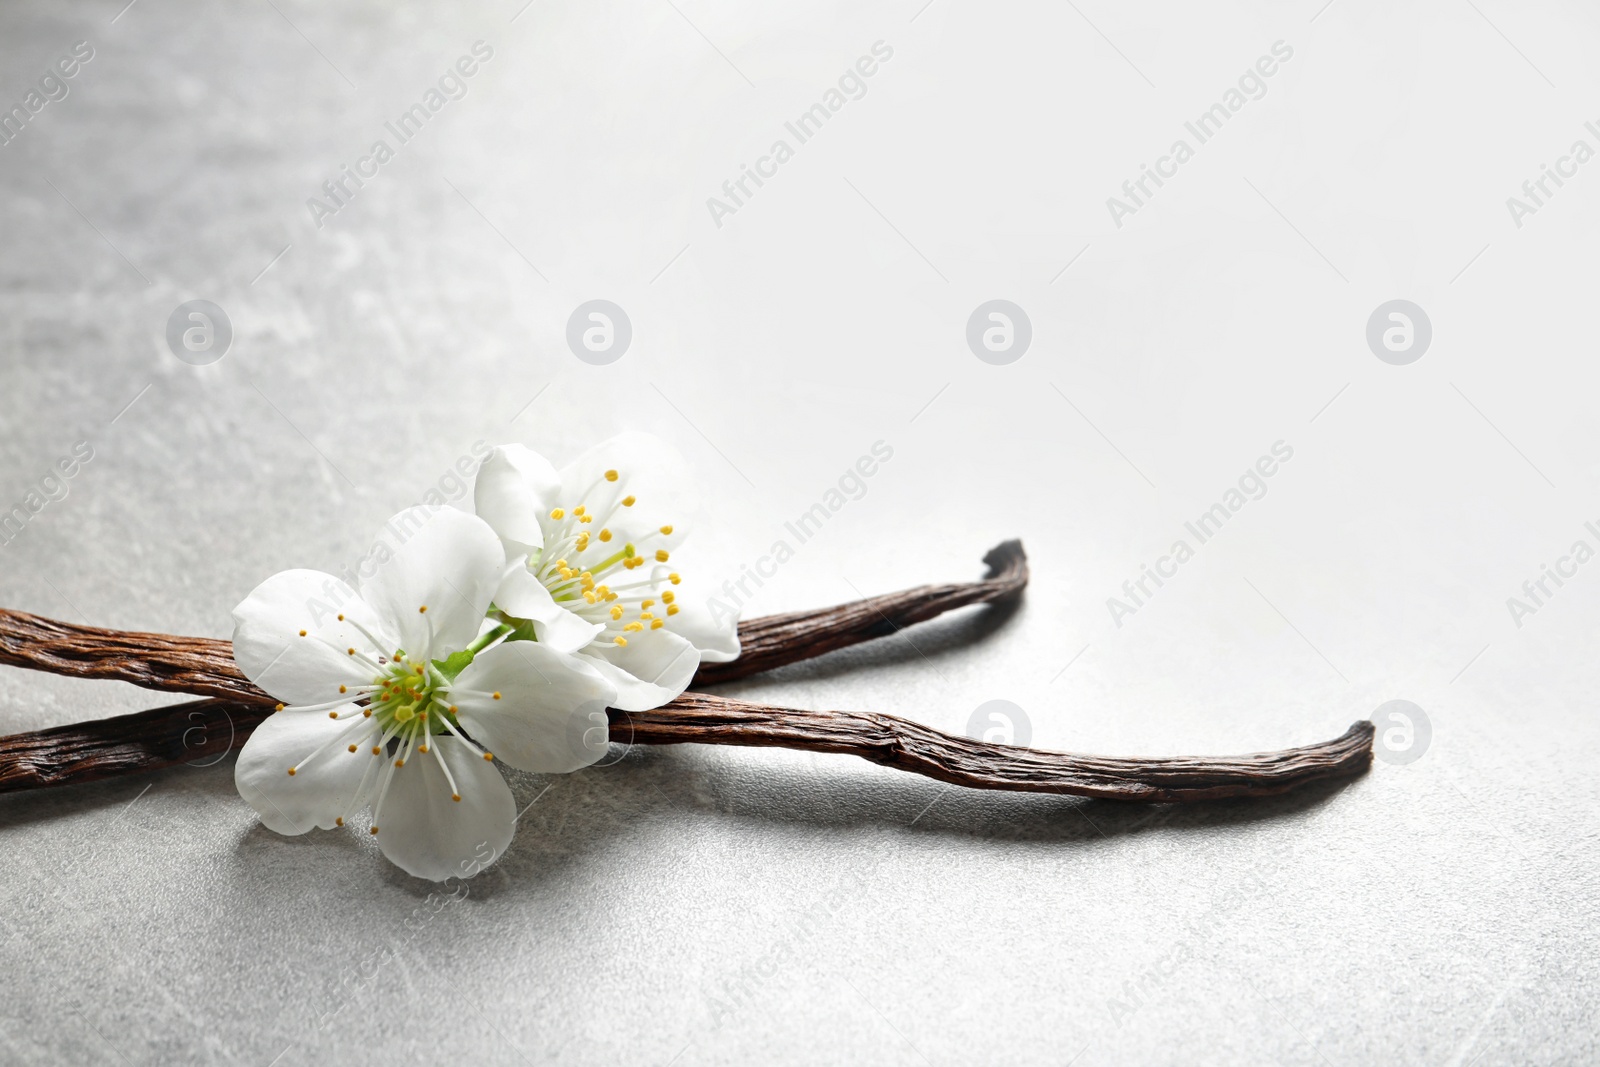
[464,623,514,657]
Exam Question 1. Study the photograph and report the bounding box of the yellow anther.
[369,827,378,835]
[363,709,372,718]
[550,508,565,519]
[642,599,655,609]
[614,636,628,646]
[660,525,673,535]
[298,629,307,637]
[667,604,680,616]
[371,746,381,754]
[492,691,501,700]
[336,817,344,826]
[418,745,429,754]
[662,591,675,603]
[287,767,296,776]
[275,703,285,711]
[574,505,586,517]
[605,469,619,481]
[348,744,357,752]
[624,622,644,632]
[611,605,624,619]
[579,514,592,523]
[584,591,598,604]
[640,612,655,621]
[347,647,356,655]
[651,619,664,629]
[483,752,494,761]
[339,685,347,693]
[622,495,636,506]
[669,573,681,584]
[655,550,670,562]
[394,759,404,767]
[329,711,338,719]
[599,528,612,542]
[452,794,461,802]
[419,605,428,614]
[449,705,458,713]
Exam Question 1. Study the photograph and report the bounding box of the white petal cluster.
[231,436,739,880]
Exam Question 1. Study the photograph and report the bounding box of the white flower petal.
[358,506,505,658]
[579,629,699,711]
[558,431,696,538]
[452,642,616,774]
[231,569,389,705]
[235,706,379,835]
[493,565,604,653]
[373,737,516,881]
[664,597,741,664]
[474,444,562,550]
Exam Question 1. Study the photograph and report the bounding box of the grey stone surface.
[1,1,1597,1064]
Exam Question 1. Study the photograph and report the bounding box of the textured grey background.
[1,0,1597,1063]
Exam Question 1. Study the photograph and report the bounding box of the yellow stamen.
[622,495,636,506]
[667,604,680,616]
[659,525,673,535]
[614,636,628,646]
[655,550,670,562]
[599,528,612,542]
[550,508,565,519]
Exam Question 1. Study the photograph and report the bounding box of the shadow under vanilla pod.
[0,540,1371,805]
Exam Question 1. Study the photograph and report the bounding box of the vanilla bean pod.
[0,693,1373,800]
[0,540,1373,799]
[0,543,1028,791]
[691,540,1028,684]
